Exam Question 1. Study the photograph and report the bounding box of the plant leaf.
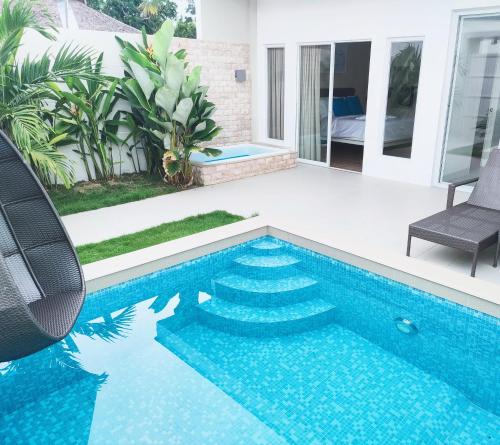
[163,135,171,150]
[129,61,155,99]
[172,98,193,127]
[202,147,222,157]
[165,54,185,95]
[152,21,175,67]
[155,86,177,117]
[165,159,180,176]
[182,66,201,98]
[124,79,151,112]
[193,121,206,134]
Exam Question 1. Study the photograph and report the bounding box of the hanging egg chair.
[0,131,85,362]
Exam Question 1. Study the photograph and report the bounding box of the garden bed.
[48,174,182,216]
[76,211,244,264]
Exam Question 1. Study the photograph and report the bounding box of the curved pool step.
[196,296,336,337]
[214,274,318,307]
[249,240,284,256]
[233,254,301,279]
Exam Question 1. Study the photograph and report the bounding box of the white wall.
[198,0,251,43]
[252,0,500,186]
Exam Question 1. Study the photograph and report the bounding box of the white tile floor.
[63,164,500,286]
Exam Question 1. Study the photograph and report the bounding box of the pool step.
[155,328,309,443]
[233,254,301,279]
[214,274,318,307]
[196,296,336,337]
[249,240,284,256]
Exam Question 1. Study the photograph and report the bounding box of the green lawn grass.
[77,211,245,265]
[48,174,180,216]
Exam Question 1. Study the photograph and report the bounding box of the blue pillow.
[332,98,350,117]
[346,96,364,115]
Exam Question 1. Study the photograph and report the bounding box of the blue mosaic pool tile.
[1,236,498,444]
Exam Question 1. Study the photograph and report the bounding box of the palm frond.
[0,0,56,66]
[74,306,136,343]
[15,45,95,87]
[139,0,162,17]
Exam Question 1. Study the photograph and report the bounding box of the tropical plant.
[175,16,196,39]
[175,0,196,39]
[97,0,177,34]
[116,21,222,186]
[0,0,94,187]
[49,54,125,182]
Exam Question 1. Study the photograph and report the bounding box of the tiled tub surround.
[1,236,498,444]
[193,148,297,186]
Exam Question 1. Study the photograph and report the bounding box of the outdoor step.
[196,296,336,337]
[233,254,301,279]
[214,274,319,307]
[249,239,284,256]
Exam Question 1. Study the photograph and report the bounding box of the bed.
[320,89,414,147]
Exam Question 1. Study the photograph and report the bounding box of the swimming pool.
[1,236,498,444]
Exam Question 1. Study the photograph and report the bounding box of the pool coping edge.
[83,219,500,318]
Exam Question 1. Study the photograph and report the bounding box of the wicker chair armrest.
[446,177,479,209]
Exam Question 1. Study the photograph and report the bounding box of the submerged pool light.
[394,317,418,335]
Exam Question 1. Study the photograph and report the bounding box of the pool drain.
[394,317,418,335]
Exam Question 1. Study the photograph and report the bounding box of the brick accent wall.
[172,38,252,147]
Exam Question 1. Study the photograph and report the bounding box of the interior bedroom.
[328,42,372,172]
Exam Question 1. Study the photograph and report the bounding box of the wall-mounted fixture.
[235,69,247,82]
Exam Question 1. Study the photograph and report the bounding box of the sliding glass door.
[298,45,332,163]
[441,14,500,182]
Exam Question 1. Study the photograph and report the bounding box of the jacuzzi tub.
[191,144,279,164]
[191,143,296,185]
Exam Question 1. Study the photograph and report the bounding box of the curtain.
[299,46,322,161]
[268,48,285,140]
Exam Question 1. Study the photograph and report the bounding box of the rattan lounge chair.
[0,131,85,362]
[407,149,500,277]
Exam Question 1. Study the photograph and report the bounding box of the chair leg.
[471,250,479,277]
[406,235,412,257]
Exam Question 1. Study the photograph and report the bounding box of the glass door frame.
[295,41,335,167]
[295,39,372,171]
[437,9,500,185]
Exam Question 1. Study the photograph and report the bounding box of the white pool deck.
[63,164,500,316]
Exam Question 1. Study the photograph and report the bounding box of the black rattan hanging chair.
[0,131,85,362]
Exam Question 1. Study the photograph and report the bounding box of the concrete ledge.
[84,219,500,318]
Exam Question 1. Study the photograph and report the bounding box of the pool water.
[1,237,499,444]
[190,144,276,163]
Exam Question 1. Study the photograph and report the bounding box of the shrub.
[0,0,94,187]
[49,54,125,182]
[117,21,221,186]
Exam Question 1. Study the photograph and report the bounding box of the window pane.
[268,48,285,140]
[298,45,331,162]
[441,15,500,182]
[382,41,422,158]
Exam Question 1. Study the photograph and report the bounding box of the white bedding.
[319,98,414,143]
[332,115,414,143]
